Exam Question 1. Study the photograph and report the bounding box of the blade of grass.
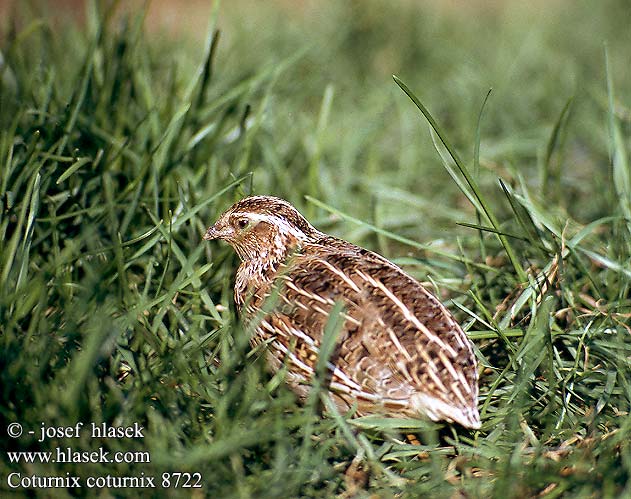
[456,221,529,241]
[393,75,528,284]
[55,156,91,184]
[498,178,551,256]
[541,97,573,200]
[605,46,631,233]
[473,89,492,180]
[308,84,335,213]
[16,172,40,289]
[305,195,495,270]
[1,164,41,289]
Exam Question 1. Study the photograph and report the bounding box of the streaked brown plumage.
[204,196,480,429]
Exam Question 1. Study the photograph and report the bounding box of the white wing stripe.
[355,270,456,357]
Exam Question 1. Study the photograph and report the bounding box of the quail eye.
[236,218,249,229]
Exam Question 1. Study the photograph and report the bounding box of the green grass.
[1,1,630,497]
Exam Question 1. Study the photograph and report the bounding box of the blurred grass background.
[1,0,630,497]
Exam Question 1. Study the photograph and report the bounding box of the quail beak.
[203,225,220,241]
[204,221,236,241]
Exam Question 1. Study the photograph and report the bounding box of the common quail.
[204,196,480,429]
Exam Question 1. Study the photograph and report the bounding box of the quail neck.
[205,195,480,429]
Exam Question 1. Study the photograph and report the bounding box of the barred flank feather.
[205,196,480,429]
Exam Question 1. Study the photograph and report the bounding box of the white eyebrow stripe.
[232,212,311,240]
